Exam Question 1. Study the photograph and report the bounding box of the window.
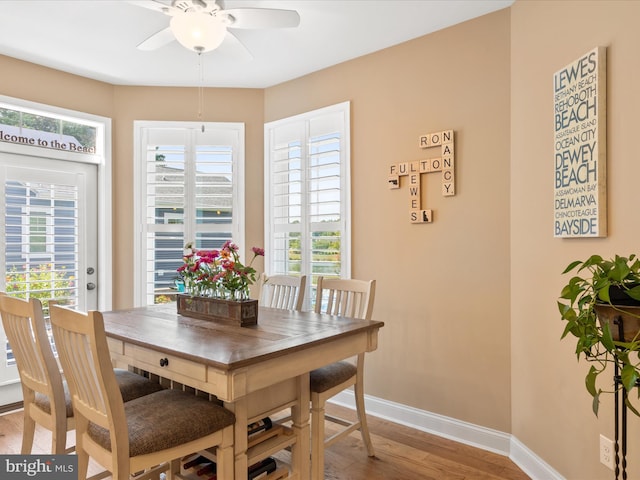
[134,122,245,306]
[29,212,47,253]
[0,105,98,153]
[264,102,351,309]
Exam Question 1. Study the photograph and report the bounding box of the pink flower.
[198,250,219,264]
[177,241,264,298]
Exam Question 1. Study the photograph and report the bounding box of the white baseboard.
[330,390,565,480]
[509,436,566,480]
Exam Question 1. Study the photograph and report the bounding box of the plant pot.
[176,293,258,327]
[595,303,640,342]
[608,284,640,306]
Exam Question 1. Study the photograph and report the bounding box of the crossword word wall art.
[388,129,455,223]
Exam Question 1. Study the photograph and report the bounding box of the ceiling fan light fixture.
[170,11,226,53]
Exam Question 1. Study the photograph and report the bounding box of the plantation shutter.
[264,102,351,309]
[136,122,245,306]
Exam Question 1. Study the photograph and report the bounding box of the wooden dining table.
[102,303,384,480]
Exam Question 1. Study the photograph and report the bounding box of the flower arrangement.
[177,241,264,301]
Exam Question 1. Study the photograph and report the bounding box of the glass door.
[0,153,97,403]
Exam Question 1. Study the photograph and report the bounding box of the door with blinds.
[0,153,97,402]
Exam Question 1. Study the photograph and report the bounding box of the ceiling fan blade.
[126,0,175,15]
[223,8,300,29]
[216,30,253,60]
[137,26,175,50]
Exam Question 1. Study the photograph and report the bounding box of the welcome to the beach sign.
[553,46,606,238]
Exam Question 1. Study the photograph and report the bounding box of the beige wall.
[1,54,114,119]
[511,1,640,478]
[3,1,639,477]
[266,10,512,432]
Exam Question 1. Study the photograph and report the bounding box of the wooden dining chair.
[310,276,377,480]
[258,273,307,311]
[49,304,236,480]
[0,293,163,455]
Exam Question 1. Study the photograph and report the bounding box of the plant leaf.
[586,365,599,396]
[561,320,578,340]
[598,285,611,303]
[562,260,583,274]
[626,285,640,301]
[610,258,631,282]
[621,364,639,392]
[583,255,604,269]
[592,389,601,417]
[626,397,640,418]
[600,323,615,351]
[558,301,577,321]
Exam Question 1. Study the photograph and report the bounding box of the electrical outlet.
[600,434,614,470]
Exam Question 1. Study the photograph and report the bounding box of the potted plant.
[176,241,264,326]
[558,254,640,416]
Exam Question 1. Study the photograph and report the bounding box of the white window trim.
[0,95,113,310]
[264,101,352,282]
[133,120,245,307]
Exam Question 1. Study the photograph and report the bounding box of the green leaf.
[562,260,583,274]
[600,323,615,351]
[626,397,640,418]
[558,301,577,321]
[617,349,630,364]
[610,258,632,282]
[626,285,640,301]
[597,285,612,303]
[592,389,601,417]
[560,280,584,302]
[621,364,639,392]
[586,366,599,396]
[583,255,604,269]
[561,321,578,340]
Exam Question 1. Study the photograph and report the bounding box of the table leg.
[290,372,310,480]
[226,396,249,480]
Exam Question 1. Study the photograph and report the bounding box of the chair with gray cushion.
[0,293,163,455]
[50,304,236,480]
[310,276,376,480]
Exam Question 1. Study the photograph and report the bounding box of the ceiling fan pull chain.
[197,52,205,132]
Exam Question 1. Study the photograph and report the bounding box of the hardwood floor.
[0,403,530,479]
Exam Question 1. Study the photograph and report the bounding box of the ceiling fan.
[129,0,300,54]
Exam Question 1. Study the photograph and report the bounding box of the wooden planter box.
[595,304,640,342]
[177,294,258,327]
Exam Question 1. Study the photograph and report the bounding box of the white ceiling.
[0,0,514,88]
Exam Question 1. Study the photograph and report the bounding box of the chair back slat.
[314,277,376,320]
[68,328,106,420]
[5,313,46,386]
[272,284,292,309]
[0,294,64,402]
[259,274,307,311]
